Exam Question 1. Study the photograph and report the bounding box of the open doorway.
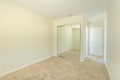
[57,24,81,62]
[88,23,104,63]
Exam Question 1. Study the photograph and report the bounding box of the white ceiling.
[9,0,107,19]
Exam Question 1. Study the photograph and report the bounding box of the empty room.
[0,0,120,80]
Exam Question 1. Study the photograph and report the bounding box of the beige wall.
[107,0,120,80]
[0,0,53,75]
[72,28,80,49]
[58,26,72,53]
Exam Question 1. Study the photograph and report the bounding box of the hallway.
[0,50,110,80]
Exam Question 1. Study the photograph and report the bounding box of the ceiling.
[9,0,107,19]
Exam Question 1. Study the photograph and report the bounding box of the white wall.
[107,0,120,80]
[104,15,107,64]
[72,28,80,49]
[58,26,72,53]
[0,0,53,76]
[80,17,87,61]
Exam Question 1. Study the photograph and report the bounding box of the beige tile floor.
[0,49,110,80]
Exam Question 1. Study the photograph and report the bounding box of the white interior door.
[89,26,104,56]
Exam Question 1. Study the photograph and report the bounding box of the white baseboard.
[0,55,53,78]
[105,63,113,80]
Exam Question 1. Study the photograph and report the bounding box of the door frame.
[88,25,104,56]
[57,24,81,56]
[53,15,87,62]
